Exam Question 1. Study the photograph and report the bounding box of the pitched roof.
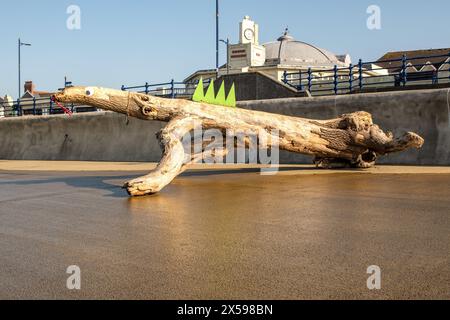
[438,57,450,71]
[20,90,54,100]
[34,91,53,97]
[376,48,450,73]
[420,61,437,72]
[21,91,35,99]
[184,69,217,83]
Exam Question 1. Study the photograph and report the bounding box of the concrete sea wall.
[0,88,449,165]
[0,112,165,162]
[240,88,450,165]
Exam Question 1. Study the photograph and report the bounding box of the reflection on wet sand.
[1,169,449,299]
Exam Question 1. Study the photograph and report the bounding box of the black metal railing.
[281,52,450,96]
[2,53,449,118]
[0,96,95,117]
[120,78,212,98]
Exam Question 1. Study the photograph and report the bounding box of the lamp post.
[58,76,73,91]
[216,0,219,74]
[219,38,230,75]
[18,38,31,98]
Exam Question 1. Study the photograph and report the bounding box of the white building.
[0,95,13,118]
[0,96,4,118]
[184,16,388,94]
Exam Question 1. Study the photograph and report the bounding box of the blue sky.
[1,0,449,98]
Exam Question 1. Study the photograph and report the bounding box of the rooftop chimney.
[24,81,35,95]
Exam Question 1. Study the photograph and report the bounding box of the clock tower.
[226,16,266,74]
[240,15,259,45]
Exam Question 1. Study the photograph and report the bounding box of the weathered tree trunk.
[54,87,424,196]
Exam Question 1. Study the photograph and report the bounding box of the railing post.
[348,64,353,93]
[17,99,21,116]
[333,65,338,95]
[401,54,407,86]
[358,59,363,91]
[307,68,312,92]
[71,103,74,113]
[297,70,303,91]
[121,85,125,91]
[33,97,36,115]
[145,82,149,95]
[49,98,53,114]
[283,71,288,84]
[170,79,175,99]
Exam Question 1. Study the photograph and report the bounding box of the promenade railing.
[281,52,450,96]
[2,53,449,118]
[0,96,94,117]
[120,79,212,98]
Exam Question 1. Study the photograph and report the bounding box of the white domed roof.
[263,30,343,67]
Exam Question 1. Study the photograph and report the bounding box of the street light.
[18,38,31,98]
[216,0,219,73]
[219,38,230,75]
[58,76,73,91]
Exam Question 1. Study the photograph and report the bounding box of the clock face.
[244,28,254,41]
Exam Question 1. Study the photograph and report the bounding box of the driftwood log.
[53,87,424,196]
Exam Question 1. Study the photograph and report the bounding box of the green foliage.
[192,78,236,107]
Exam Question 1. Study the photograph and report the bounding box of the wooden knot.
[141,105,157,117]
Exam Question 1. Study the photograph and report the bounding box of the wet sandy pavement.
[0,168,449,299]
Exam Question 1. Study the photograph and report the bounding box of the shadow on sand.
[0,166,357,199]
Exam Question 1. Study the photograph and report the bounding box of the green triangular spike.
[215,81,226,106]
[192,77,205,102]
[225,83,236,107]
[204,79,216,104]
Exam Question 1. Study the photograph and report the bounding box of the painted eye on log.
[85,88,95,96]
